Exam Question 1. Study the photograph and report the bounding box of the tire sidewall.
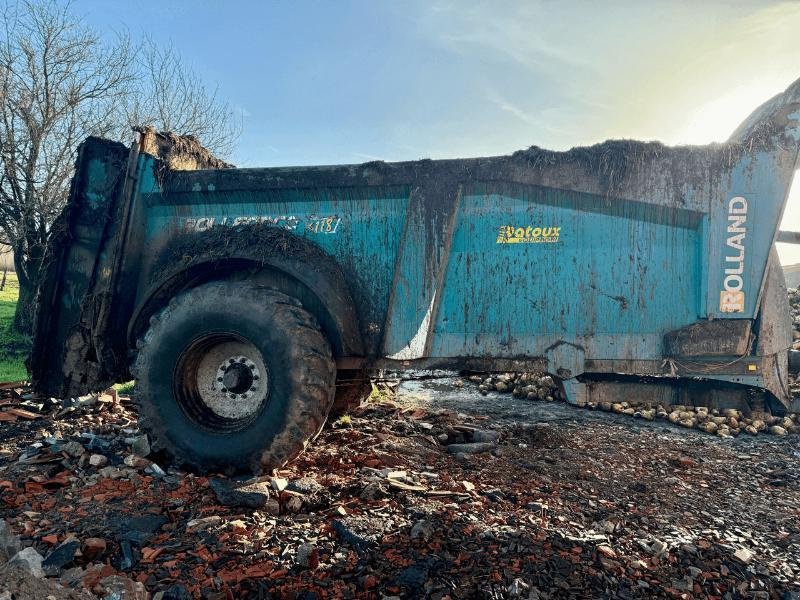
[138,287,317,470]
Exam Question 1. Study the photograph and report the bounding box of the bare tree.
[0,0,133,334]
[125,39,240,158]
[0,1,240,335]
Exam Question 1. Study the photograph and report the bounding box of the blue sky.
[75,0,800,261]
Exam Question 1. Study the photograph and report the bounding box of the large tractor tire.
[133,281,335,474]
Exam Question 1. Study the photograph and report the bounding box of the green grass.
[114,380,135,395]
[0,272,30,383]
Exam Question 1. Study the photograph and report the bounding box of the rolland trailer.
[30,78,800,473]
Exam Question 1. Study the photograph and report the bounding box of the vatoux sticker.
[496,225,560,244]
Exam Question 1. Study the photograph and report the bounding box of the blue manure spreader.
[30,78,800,473]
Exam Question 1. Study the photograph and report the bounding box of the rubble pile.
[1,380,799,598]
[790,287,800,347]
[466,372,561,402]
[790,287,800,397]
[464,372,800,438]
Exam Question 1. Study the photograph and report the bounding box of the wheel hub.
[190,340,269,421]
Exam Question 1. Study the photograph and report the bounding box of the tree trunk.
[12,279,36,335]
[12,251,41,336]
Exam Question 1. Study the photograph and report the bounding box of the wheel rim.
[174,334,269,431]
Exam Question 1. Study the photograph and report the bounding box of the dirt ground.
[0,378,799,599]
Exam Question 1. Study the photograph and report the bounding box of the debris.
[359,481,385,501]
[81,538,107,560]
[7,547,45,578]
[269,477,288,492]
[286,476,324,495]
[0,520,21,558]
[295,543,318,568]
[41,540,80,575]
[88,454,108,468]
[596,544,617,559]
[332,520,376,555]
[97,574,148,600]
[445,442,495,454]
[185,516,222,531]
[130,435,150,457]
[409,520,435,541]
[768,425,787,436]
[122,455,148,469]
[62,441,85,458]
[209,478,272,509]
[734,548,754,564]
[1,363,799,598]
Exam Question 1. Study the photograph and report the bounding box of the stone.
[130,435,150,457]
[295,543,318,568]
[650,539,668,556]
[62,440,85,457]
[263,498,281,516]
[285,495,304,512]
[82,537,107,559]
[507,578,530,597]
[98,466,124,479]
[471,429,500,443]
[0,519,21,558]
[88,454,108,467]
[161,583,192,600]
[446,442,495,454]
[41,539,79,575]
[186,516,222,531]
[410,520,435,541]
[59,566,85,587]
[359,482,385,501]
[123,454,149,469]
[98,574,148,600]
[768,425,787,436]
[461,480,475,492]
[596,544,617,559]
[734,548,754,563]
[210,478,272,509]
[8,547,44,578]
[287,477,325,495]
[146,462,166,478]
[639,409,656,421]
[270,477,288,492]
[116,514,168,546]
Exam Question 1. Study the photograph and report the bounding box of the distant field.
[0,272,29,383]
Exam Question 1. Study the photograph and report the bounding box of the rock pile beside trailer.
[463,371,800,437]
[464,288,800,437]
[790,287,800,346]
